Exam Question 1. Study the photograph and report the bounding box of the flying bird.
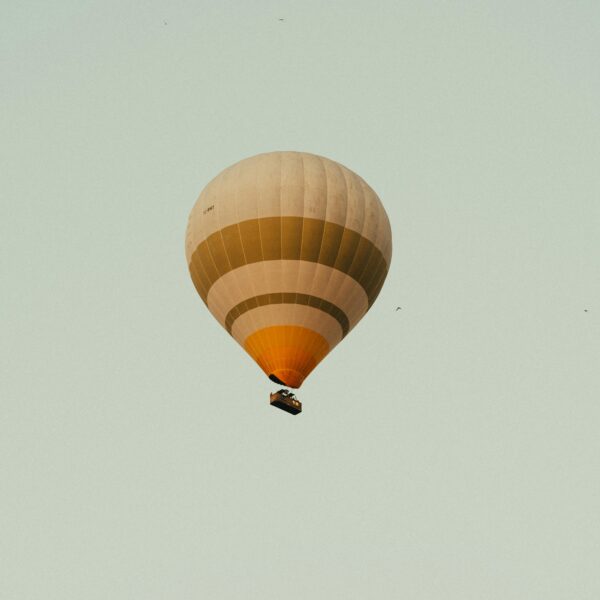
[396,307,401,311]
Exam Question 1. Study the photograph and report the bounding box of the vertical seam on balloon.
[188,258,208,304]
[261,156,279,375]
[216,172,246,329]
[225,179,250,322]
[362,252,388,306]
[278,152,286,381]
[354,181,384,306]
[310,157,333,335]
[291,153,307,380]
[298,156,326,340]
[295,157,321,375]
[329,165,353,336]
[228,163,257,348]
[339,170,369,330]
[314,159,349,343]
[366,200,390,308]
[300,156,330,374]
[350,184,380,320]
[368,224,393,307]
[251,156,271,372]
[201,174,233,325]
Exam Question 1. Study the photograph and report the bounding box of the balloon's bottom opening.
[269,373,287,386]
[268,371,304,388]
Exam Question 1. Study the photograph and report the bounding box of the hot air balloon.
[185,151,392,413]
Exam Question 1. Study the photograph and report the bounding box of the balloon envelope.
[185,151,392,388]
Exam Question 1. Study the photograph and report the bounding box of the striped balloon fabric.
[185,151,392,388]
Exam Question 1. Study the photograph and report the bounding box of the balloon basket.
[270,390,302,415]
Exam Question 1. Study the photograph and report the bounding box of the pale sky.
[2,2,599,598]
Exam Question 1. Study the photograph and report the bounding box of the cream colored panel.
[329,275,369,333]
[323,158,348,229]
[231,304,343,349]
[186,151,391,261]
[301,154,328,222]
[206,260,368,328]
[256,153,282,219]
[342,166,366,237]
[356,179,381,247]
[185,163,231,262]
[215,169,238,247]
[231,156,258,224]
[280,152,307,218]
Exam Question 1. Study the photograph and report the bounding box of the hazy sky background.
[2,1,599,598]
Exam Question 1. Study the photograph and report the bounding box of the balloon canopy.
[185,151,392,388]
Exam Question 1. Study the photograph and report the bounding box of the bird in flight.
[396,306,401,311]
